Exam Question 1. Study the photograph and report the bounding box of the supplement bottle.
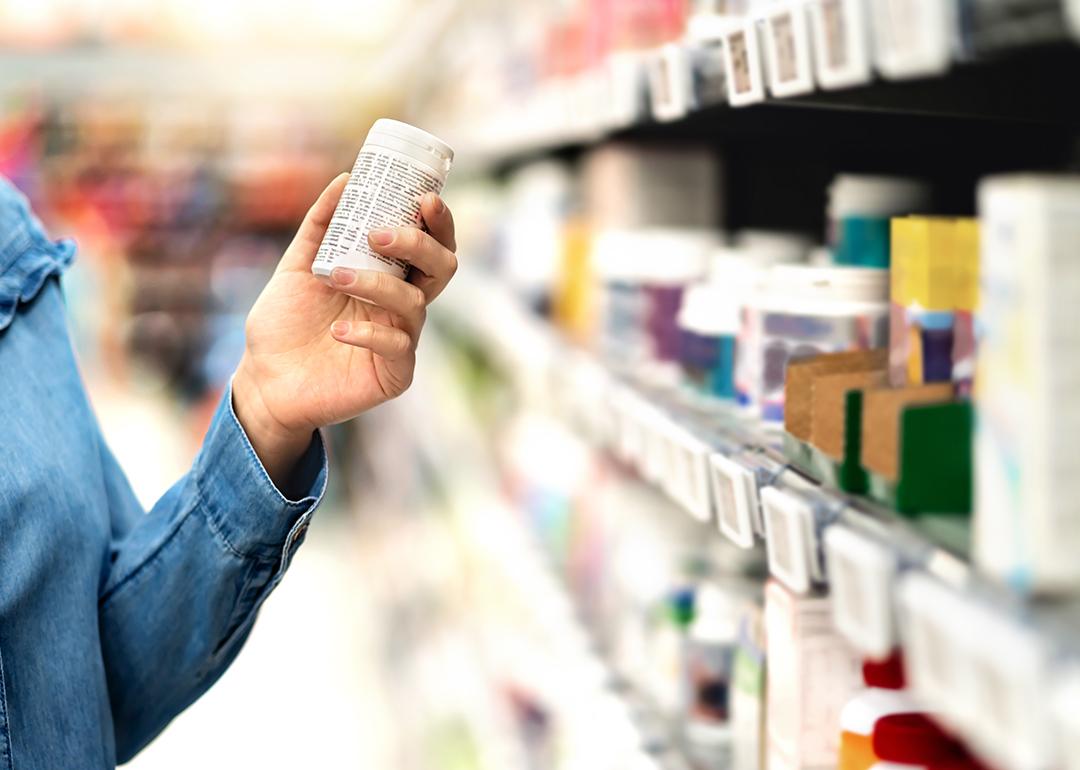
[313,119,454,282]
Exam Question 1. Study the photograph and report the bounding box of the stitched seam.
[99,496,200,609]
[196,482,251,563]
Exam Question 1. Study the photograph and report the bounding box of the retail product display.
[312,120,454,282]
[678,234,809,402]
[827,175,931,268]
[737,264,889,422]
[765,580,862,770]
[888,217,980,390]
[11,2,1080,769]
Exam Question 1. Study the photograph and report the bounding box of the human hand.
[232,173,458,486]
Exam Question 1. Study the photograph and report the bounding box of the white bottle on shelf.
[975,174,1080,594]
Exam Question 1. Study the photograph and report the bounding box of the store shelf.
[458,41,1080,176]
[435,267,1080,770]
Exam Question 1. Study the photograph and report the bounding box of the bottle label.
[313,146,445,279]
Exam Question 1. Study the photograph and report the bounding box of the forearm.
[232,355,317,490]
[100,385,327,759]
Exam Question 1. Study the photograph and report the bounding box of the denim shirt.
[0,177,328,768]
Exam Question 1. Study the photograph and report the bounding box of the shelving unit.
[436,263,1080,770]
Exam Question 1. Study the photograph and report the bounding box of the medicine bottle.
[313,119,454,282]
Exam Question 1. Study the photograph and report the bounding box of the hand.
[232,172,458,487]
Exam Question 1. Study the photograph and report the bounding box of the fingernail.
[331,321,350,336]
[331,267,356,286]
[429,193,445,214]
[369,228,394,246]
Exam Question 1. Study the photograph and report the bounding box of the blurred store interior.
[4,0,1080,768]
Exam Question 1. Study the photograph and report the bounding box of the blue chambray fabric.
[0,176,327,768]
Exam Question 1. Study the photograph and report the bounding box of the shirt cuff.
[194,381,328,564]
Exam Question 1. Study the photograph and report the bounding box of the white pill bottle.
[312,119,454,282]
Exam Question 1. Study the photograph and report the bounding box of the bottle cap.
[873,713,966,765]
[863,651,906,689]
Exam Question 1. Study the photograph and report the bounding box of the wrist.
[232,358,313,489]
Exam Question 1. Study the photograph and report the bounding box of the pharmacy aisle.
[5,1,1080,770]
[404,2,1080,770]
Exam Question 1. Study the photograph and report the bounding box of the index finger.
[278,172,350,273]
[421,193,456,253]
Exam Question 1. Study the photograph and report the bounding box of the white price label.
[896,574,979,733]
[606,50,650,130]
[869,0,953,80]
[672,427,714,523]
[724,19,767,106]
[807,0,873,90]
[823,526,898,658]
[762,487,819,594]
[763,2,816,98]
[640,402,670,485]
[963,607,1055,770]
[648,43,696,122]
[710,453,759,549]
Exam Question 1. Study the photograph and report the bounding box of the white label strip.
[807,0,873,90]
[762,487,815,594]
[711,453,758,549]
[869,0,953,81]
[824,525,898,659]
[763,1,816,98]
[725,19,768,106]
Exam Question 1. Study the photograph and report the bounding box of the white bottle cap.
[828,174,930,218]
[691,582,740,644]
[365,119,455,176]
[771,264,889,300]
[637,228,717,285]
[678,283,742,336]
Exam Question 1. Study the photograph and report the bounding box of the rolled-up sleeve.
[97,381,327,762]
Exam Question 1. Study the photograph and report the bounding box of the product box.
[765,580,862,770]
[783,349,887,491]
[860,384,970,513]
[888,217,979,389]
[975,175,1080,593]
[732,601,767,770]
[785,349,888,443]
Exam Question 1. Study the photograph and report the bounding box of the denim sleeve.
[97,383,327,763]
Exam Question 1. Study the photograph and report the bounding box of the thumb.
[278,172,350,272]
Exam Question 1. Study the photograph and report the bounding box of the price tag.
[710,453,759,549]
[648,43,696,122]
[762,1,816,98]
[869,0,953,81]
[896,574,979,733]
[724,18,767,106]
[823,525,898,658]
[761,487,819,594]
[606,50,649,130]
[668,425,714,523]
[640,402,673,486]
[962,605,1055,770]
[807,0,873,90]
